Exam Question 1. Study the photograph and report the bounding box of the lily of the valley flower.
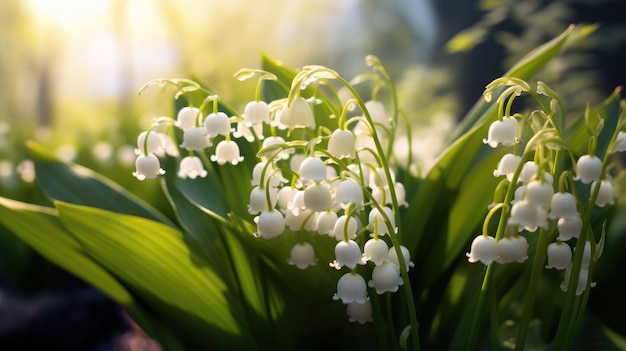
[483,116,519,148]
[303,183,333,212]
[493,153,521,180]
[299,157,328,184]
[211,140,244,165]
[181,127,211,150]
[574,155,602,184]
[177,156,207,179]
[248,186,278,215]
[549,192,578,219]
[591,179,615,207]
[176,106,200,130]
[315,210,339,235]
[287,242,318,269]
[495,235,529,263]
[255,210,285,239]
[467,235,497,265]
[387,245,415,272]
[327,129,356,159]
[557,215,583,241]
[133,153,165,181]
[280,96,315,129]
[332,272,368,304]
[137,131,164,155]
[330,240,365,270]
[204,112,232,138]
[334,178,364,207]
[244,100,270,125]
[545,241,572,270]
[368,261,403,294]
[363,238,389,265]
[560,266,596,296]
[346,300,373,324]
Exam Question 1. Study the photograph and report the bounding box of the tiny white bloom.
[591,179,615,207]
[177,156,207,179]
[574,155,602,184]
[368,207,396,236]
[331,215,358,241]
[233,121,264,142]
[610,131,626,153]
[496,236,528,263]
[560,266,596,296]
[546,242,572,270]
[133,154,165,181]
[333,272,368,304]
[525,180,553,209]
[211,140,244,165]
[368,261,403,294]
[285,208,316,231]
[287,242,317,269]
[280,96,315,129]
[244,100,270,125]
[137,131,163,155]
[328,129,356,159]
[299,157,327,184]
[518,161,539,184]
[483,116,518,148]
[261,136,294,160]
[330,240,365,270]
[316,210,339,235]
[493,153,521,180]
[549,192,578,219]
[334,178,363,206]
[387,245,415,272]
[363,238,389,265]
[248,186,278,215]
[255,210,285,239]
[176,106,200,130]
[204,112,231,138]
[346,300,373,324]
[181,127,211,151]
[303,183,333,212]
[557,215,582,241]
[508,200,539,230]
[467,235,497,264]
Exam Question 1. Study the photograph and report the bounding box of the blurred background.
[1,0,625,349]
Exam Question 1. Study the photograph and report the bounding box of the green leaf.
[55,201,253,350]
[0,197,187,350]
[26,141,173,226]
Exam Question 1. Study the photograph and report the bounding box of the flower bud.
[493,153,521,180]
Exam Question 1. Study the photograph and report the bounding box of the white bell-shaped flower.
[610,131,626,153]
[525,180,553,209]
[176,106,200,130]
[483,116,518,148]
[303,183,333,212]
[333,272,368,304]
[574,155,602,184]
[251,161,285,187]
[316,210,339,236]
[346,300,373,324]
[287,242,317,269]
[591,179,615,207]
[466,235,497,264]
[261,136,293,160]
[518,161,539,184]
[233,121,264,142]
[369,167,396,189]
[545,242,572,269]
[508,200,539,230]
[331,215,358,241]
[347,163,371,185]
[288,190,306,216]
[493,153,521,180]
[285,208,316,232]
[248,186,278,215]
[557,215,582,241]
[363,238,389,265]
[334,178,363,206]
[244,100,270,125]
[204,112,231,138]
[137,131,163,155]
[368,261,403,294]
[177,156,207,179]
[388,245,415,272]
[512,185,526,204]
[330,240,365,270]
[255,210,285,239]
[211,140,244,165]
[549,192,578,219]
[280,96,315,129]
[277,186,296,212]
[133,154,165,180]
[496,235,528,263]
[299,157,327,184]
[158,133,180,157]
[181,127,211,151]
[368,207,396,236]
[560,266,596,296]
[328,129,356,159]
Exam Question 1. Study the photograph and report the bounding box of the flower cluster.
[467,78,623,297]
[133,60,415,324]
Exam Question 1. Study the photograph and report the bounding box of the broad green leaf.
[26,141,173,226]
[0,197,190,350]
[55,201,252,349]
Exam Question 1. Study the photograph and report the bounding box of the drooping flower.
[363,238,389,265]
[255,210,285,239]
[176,106,200,130]
[557,215,582,241]
[508,200,540,231]
[496,235,528,263]
[261,136,293,160]
[233,121,264,142]
[545,242,572,270]
[133,153,165,181]
[549,192,578,219]
[610,131,626,153]
[211,140,244,165]
[346,300,373,324]
[330,240,365,270]
[368,261,403,294]
[560,266,596,296]
[493,153,521,180]
[181,127,211,151]
[280,96,315,129]
[467,235,497,264]
[591,179,615,207]
[177,156,207,179]
[368,207,396,236]
[387,245,415,272]
[327,129,356,159]
[248,186,278,215]
[524,180,554,209]
[334,178,363,207]
[244,100,270,125]
[204,112,232,138]
[316,210,339,236]
[137,131,164,155]
[483,116,518,148]
[574,155,602,184]
[303,183,333,212]
[287,242,318,269]
[285,208,317,232]
[333,272,368,304]
[299,157,327,184]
